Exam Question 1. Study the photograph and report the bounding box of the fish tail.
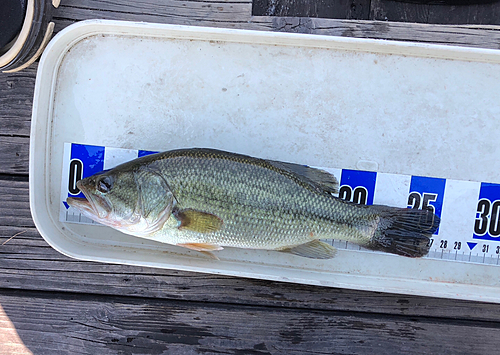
[367,206,440,257]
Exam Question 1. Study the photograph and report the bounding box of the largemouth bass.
[67,148,439,259]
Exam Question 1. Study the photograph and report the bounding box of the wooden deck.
[2,1,500,354]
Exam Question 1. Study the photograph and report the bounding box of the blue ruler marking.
[473,182,500,241]
[138,150,158,157]
[68,144,105,198]
[339,169,377,205]
[408,175,446,234]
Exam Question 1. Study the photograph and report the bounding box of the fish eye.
[96,176,113,193]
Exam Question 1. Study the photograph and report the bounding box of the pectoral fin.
[280,240,337,259]
[174,209,223,233]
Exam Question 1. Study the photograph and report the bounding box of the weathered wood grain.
[371,0,500,25]
[252,0,500,24]
[0,138,29,175]
[257,17,500,49]
[2,289,500,355]
[252,0,370,19]
[59,0,253,19]
[0,67,36,137]
[0,179,32,227]
[53,0,255,29]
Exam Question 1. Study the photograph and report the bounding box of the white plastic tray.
[31,19,500,302]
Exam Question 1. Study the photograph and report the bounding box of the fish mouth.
[66,181,112,220]
[66,196,101,220]
[67,195,115,228]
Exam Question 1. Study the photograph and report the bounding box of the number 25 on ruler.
[407,191,439,247]
[407,192,437,214]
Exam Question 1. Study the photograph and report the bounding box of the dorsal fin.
[268,160,339,194]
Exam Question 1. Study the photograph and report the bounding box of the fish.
[66,148,440,259]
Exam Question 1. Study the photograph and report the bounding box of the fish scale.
[142,150,377,248]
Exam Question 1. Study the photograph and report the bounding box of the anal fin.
[177,242,223,260]
[280,240,337,259]
[177,242,224,251]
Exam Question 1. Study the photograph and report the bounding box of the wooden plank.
[0,138,29,176]
[0,67,36,137]
[0,304,32,355]
[54,0,254,27]
[252,0,370,19]
[371,0,500,25]
[0,179,32,228]
[254,17,500,49]
[1,289,500,355]
[60,0,254,16]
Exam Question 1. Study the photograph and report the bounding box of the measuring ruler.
[61,143,500,266]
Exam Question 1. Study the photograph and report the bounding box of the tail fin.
[367,206,440,257]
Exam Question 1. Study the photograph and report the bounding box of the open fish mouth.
[66,194,116,227]
[66,196,94,214]
[67,195,116,229]
[66,180,112,221]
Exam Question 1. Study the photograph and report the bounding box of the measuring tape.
[60,143,500,266]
